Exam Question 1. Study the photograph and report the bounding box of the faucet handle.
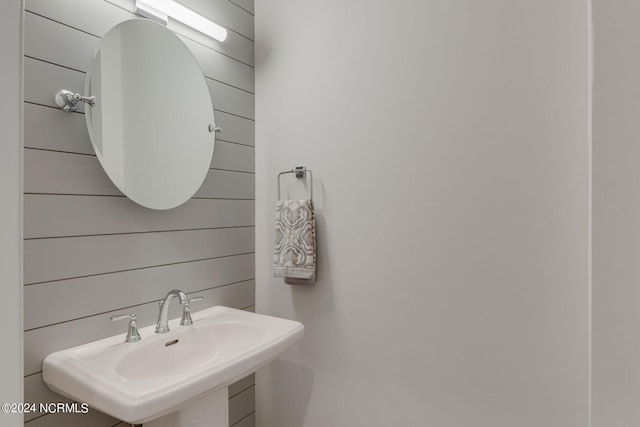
[111,313,142,343]
[111,313,136,322]
[180,296,204,326]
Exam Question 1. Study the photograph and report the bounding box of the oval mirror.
[85,19,216,210]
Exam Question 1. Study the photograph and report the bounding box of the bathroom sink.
[42,306,303,424]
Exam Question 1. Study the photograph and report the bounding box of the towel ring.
[278,166,313,201]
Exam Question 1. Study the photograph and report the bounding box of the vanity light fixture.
[135,0,227,42]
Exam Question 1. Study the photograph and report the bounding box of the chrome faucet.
[155,289,188,333]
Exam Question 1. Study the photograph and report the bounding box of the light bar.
[135,0,227,42]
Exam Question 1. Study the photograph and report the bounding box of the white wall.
[592,1,640,425]
[0,0,23,426]
[255,1,590,426]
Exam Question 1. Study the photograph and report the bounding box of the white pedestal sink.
[42,306,303,426]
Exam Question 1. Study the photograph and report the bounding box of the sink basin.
[115,322,264,380]
[42,306,303,424]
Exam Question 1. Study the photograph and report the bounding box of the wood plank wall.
[22,0,255,425]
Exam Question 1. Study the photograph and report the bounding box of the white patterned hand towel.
[274,199,316,284]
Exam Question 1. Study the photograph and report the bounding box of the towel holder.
[278,166,313,201]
